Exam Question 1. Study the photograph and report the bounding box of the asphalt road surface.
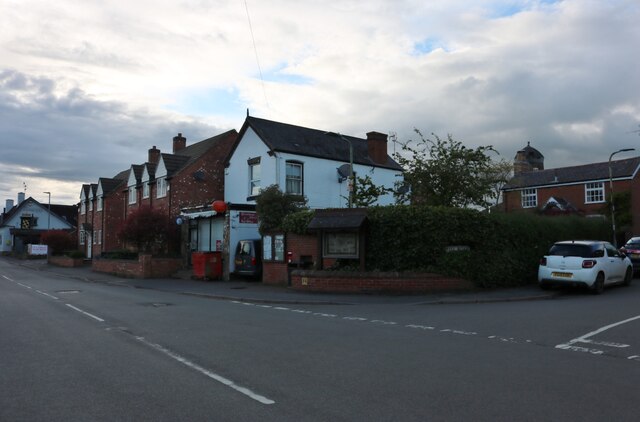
[1,259,639,421]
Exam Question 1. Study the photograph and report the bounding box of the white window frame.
[521,188,537,208]
[97,195,103,211]
[585,182,605,204]
[128,186,137,205]
[81,200,86,215]
[79,230,85,245]
[249,162,261,196]
[285,161,303,195]
[157,177,167,198]
[143,182,150,199]
[98,230,102,245]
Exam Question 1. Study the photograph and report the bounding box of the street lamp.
[608,148,635,247]
[43,192,51,231]
[325,132,354,208]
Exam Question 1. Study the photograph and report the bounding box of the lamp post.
[608,148,635,247]
[43,191,51,231]
[325,132,354,208]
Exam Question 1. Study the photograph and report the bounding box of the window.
[286,162,303,195]
[521,188,537,208]
[97,196,103,211]
[79,230,85,245]
[81,200,86,215]
[157,177,167,198]
[93,231,97,244]
[323,232,359,258]
[143,182,150,199]
[128,187,136,205]
[249,158,261,196]
[98,230,102,245]
[585,182,605,204]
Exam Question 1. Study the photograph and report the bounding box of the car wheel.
[591,273,605,295]
[623,267,633,286]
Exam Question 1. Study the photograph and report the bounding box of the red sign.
[239,212,258,224]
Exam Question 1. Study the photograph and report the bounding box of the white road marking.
[135,336,275,405]
[273,307,290,311]
[628,355,640,361]
[370,320,396,325]
[581,339,630,348]
[344,317,368,321]
[406,324,435,330]
[18,282,33,289]
[65,304,105,322]
[313,313,337,318]
[556,315,640,352]
[36,290,59,300]
[2,275,14,281]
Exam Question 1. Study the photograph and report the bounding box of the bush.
[41,230,77,255]
[282,210,315,235]
[67,250,85,259]
[101,250,138,260]
[117,206,178,254]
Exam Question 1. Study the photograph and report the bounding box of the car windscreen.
[624,242,640,249]
[548,244,597,258]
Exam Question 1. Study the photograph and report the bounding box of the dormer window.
[128,187,136,205]
[157,177,167,198]
[143,182,150,199]
[81,200,86,215]
[97,195,103,211]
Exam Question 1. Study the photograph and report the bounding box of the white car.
[538,240,633,294]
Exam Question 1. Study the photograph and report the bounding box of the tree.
[350,174,392,207]
[485,158,513,208]
[393,130,497,208]
[41,230,77,255]
[118,206,177,254]
[255,185,308,235]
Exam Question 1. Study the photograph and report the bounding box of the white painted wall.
[225,127,403,208]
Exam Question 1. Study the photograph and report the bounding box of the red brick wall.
[48,255,85,268]
[290,271,474,293]
[504,180,632,215]
[92,255,182,279]
[262,233,319,285]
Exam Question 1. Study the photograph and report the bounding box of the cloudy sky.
[1,0,639,207]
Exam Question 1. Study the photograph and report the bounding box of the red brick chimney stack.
[173,133,186,153]
[148,146,161,164]
[366,131,388,165]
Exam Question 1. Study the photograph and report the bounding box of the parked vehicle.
[538,240,633,294]
[619,237,640,274]
[233,239,262,278]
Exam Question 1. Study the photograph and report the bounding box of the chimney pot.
[17,192,25,205]
[5,199,14,213]
[148,146,161,164]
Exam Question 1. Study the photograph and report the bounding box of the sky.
[1,0,639,207]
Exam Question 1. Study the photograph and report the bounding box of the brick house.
[79,130,238,261]
[502,143,640,242]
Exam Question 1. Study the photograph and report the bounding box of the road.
[1,258,639,421]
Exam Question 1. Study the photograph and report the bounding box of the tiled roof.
[243,116,403,171]
[503,157,640,190]
[164,129,237,177]
[161,153,190,177]
[99,177,125,195]
[131,164,144,183]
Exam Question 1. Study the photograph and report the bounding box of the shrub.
[41,230,77,255]
[101,249,138,260]
[117,206,178,254]
[67,250,85,259]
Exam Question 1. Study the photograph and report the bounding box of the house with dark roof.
[1,193,76,255]
[78,129,237,261]
[502,143,640,241]
[223,115,404,275]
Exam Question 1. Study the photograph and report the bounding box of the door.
[86,233,92,258]
[605,244,626,283]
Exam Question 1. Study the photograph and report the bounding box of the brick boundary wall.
[290,270,474,294]
[92,255,182,279]
[48,255,85,268]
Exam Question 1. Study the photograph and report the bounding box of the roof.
[99,176,126,195]
[0,197,76,229]
[236,116,403,171]
[503,156,640,190]
[308,208,368,230]
[131,164,144,183]
[162,129,237,178]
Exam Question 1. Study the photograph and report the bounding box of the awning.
[179,210,218,220]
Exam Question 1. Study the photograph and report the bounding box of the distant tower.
[514,142,544,175]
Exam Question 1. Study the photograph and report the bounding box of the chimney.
[148,146,161,164]
[17,192,25,205]
[173,133,186,153]
[366,131,388,165]
[5,199,14,213]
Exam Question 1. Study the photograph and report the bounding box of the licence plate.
[631,254,640,259]
[235,259,242,265]
[552,272,572,278]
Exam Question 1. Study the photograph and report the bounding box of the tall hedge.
[364,206,609,287]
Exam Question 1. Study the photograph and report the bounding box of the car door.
[605,243,626,283]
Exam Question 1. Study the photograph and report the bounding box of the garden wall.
[48,255,86,268]
[92,254,182,279]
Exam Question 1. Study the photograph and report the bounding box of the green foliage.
[350,174,392,207]
[255,185,308,235]
[365,206,609,287]
[602,191,632,228]
[282,209,316,235]
[67,250,85,259]
[393,130,498,208]
[41,230,77,255]
[117,206,178,254]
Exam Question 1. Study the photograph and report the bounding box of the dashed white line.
[135,336,275,405]
[18,282,33,290]
[2,275,14,281]
[65,304,105,322]
[36,290,59,300]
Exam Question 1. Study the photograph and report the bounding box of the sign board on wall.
[28,244,48,255]
[239,212,258,224]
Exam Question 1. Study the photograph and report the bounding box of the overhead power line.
[244,0,270,111]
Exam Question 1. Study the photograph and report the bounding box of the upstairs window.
[585,182,605,204]
[97,196,103,211]
[248,157,261,196]
[128,186,136,205]
[521,188,537,208]
[286,161,303,195]
[143,182,150,199]
[81,200,86,215]
[157,177,167,198]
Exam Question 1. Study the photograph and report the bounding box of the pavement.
[3,256,561,305]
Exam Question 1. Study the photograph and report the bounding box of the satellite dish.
[337,164,351,183]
